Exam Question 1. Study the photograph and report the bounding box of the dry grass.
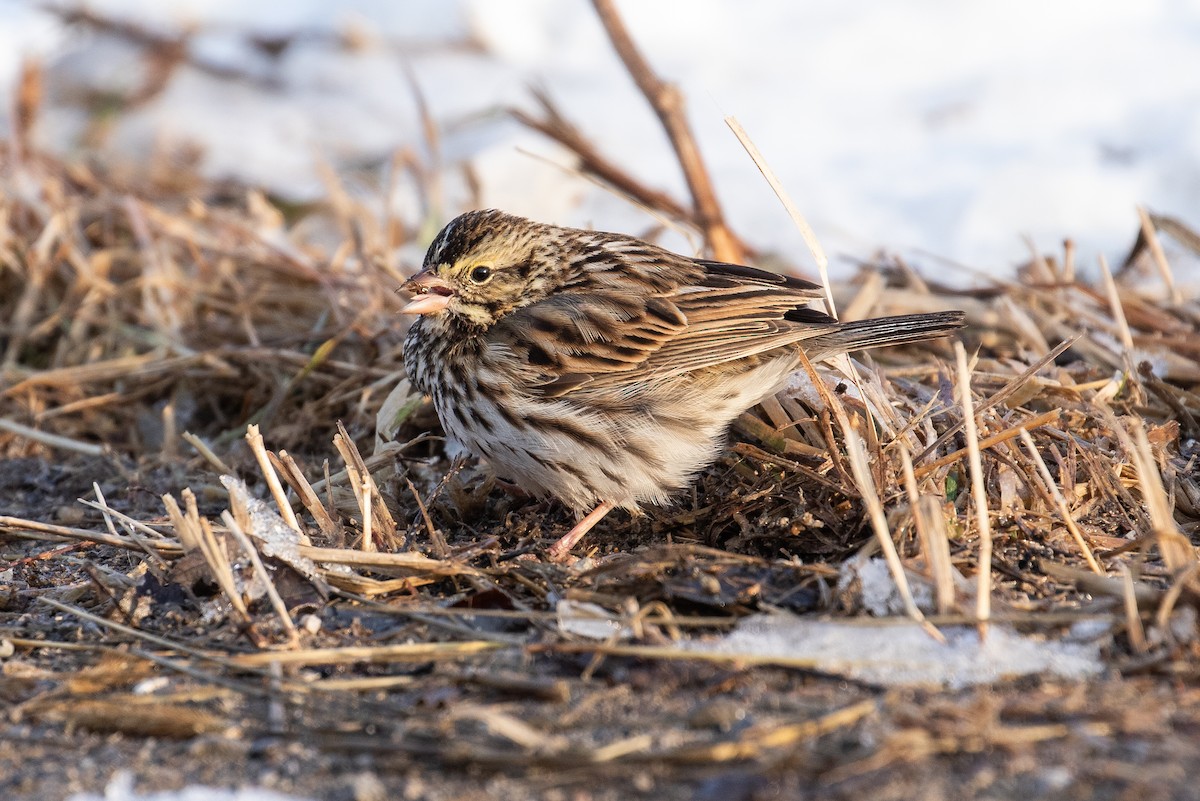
[3,128,1198,786]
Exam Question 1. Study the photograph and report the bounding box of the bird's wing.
[490,259,836,397]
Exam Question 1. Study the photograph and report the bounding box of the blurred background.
[2,0,1198,278]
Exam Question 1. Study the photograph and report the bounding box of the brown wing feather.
[490,256,833,396]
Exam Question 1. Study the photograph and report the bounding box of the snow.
[556,598,635,640]
[3,0,1199,275]
[838,556,936,618]
[687,613,1106,689]
[68,772,312,801]
[220,476,324,587]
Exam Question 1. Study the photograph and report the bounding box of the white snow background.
[2,0,1199,278]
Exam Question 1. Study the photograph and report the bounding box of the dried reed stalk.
[590,0,744,263]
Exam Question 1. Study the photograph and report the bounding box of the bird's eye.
[469,265,492,284]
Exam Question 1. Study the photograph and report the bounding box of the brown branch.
[511,90,757,258]
[590,0,745,264]
[511,89,692,222]
[13,59,42,160]
[47,5,267,99]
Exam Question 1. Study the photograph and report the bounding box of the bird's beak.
[400,269,455,315]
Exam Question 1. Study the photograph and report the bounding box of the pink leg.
[547,500,616,562]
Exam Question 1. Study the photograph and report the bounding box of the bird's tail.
[806,310,965,361]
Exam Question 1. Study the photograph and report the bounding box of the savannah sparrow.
[402,209,964,561]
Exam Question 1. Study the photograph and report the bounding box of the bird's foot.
[546,500,616,562]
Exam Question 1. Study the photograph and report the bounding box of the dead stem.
[955,343,993,637]
[590,0,744,263]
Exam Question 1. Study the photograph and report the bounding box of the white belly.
[436,357,799,512]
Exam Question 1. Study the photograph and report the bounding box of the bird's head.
[401,209,563,328]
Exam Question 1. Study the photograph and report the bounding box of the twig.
[163,490,258,640]
[1097,254,1143,404]
[0,515,180,555]
[359,476,374,553]
[512,90,691,222]
[1154,562,1200,635]
[590,0,744,263]
[406,477,448,558]
[0,416,105,457]
[275,449,341,540]
[955,343,992,637]
[35,598,278,696]
[1136,206,1182,304]
[899,445,956,614]
[297,545,480,576]
[725,116,833,314]
[12,58,40,162]
[90,482,168,570]
[222,510,300,647]
[227,641,502,668]
[844,429,943,641]
[183,431,231,474]
[1120,564,1148,654]
[333,420,402,550]
[1017,428,1104,575]
[1101,408,1196,574]
[914,408,1061,478]
[245,424,306,540]
[913,336,1077,466]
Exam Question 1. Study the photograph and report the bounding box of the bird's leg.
[547,500,616,562]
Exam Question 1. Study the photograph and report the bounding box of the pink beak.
[400,270,455,315]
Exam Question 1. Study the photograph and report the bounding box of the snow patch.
[687,613,1106,689]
